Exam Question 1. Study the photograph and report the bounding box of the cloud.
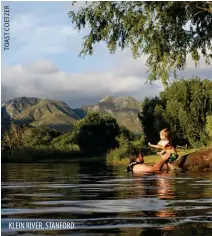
[1,58,163,107]
[1,2,211,108]
[24,59,59,74]
[2,49,211,108]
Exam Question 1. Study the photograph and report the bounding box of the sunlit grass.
[106,154,160,165]
[106,148,199,165]
[2,143,201,164]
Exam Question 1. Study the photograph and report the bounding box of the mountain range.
[1,96,142,134]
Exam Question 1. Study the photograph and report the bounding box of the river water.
[2,162,212,235]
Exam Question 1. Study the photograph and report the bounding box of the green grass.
[2,143,200,165]
[106,148,199,165]
[106,153,160,165]
[2,144,107,163]
[2,145,83,163]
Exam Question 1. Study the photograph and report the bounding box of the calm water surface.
[2,161,212,235]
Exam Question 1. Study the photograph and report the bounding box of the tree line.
[139,78,212,148]
[2,78,212,157]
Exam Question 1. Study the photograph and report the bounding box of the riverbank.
[106,149,199,165]
[107,147,212,171]
[2,146,210,169]
[1,146,104,163]
[2,147,162,164]
[176,146,212,171]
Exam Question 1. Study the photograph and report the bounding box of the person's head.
[134,149,144,163]
[136,152,144,163]
[160,128,170,141]
[130,149,144,163]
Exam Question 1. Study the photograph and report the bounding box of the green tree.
[139,78,212,147]
[206,115,212,139]
[22,127,61,147]
[160,78,212,147]
[2,123,25,149]
[51,132,73,147]
[138,97,167,143]
[71,112,120,154]
[69,1,212,84]
[119,126,135,141]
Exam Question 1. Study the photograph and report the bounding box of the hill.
[2,97,80,133]
[82,96,142,133]
[2,96,142,134]
[2,97,40,118]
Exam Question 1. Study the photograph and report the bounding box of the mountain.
[1,97,41,133]
[82,96,142,133]
[1,97,40,118]
[1,96,142,134]
[2,97,80,133]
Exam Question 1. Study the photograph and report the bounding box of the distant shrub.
[51,132,74,148]
[71,113,120,154]
[2,123,25,149]
[2,124,61,149]
[106,146,128,164]
[119,126,135,141]
[2,145,83,163]
[22,127,61,146]
[206,115,212,139]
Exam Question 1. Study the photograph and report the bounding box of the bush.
[71,113,120,154]
[2,124,61,149]
[22,127,61,146]
[106,137,148,164]
[106,146,128,164]
[51,132,74,148]
[206,115,212,140]
[119,126,135,141]
[2,145,83,163]
[2,123,25,149]
[139,78,212,148]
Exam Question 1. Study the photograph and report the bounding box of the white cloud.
[25,59,59,74]
[2,2,211,108]
[1,58,162,107]
[2,47,211,107]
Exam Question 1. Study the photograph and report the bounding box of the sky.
[1,1,212,108]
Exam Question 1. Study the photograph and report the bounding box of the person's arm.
[148,142,163,149]
[153,153,170,171]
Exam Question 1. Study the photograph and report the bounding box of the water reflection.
[1,162,212,235]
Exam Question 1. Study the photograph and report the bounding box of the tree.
[139,78,212,147]
[2,123,25,149]
[71,112,120,154]
[206,115,212,139]
[22,127,61,147]
[160,78,212,146]
[119,126,135,141]
[69,1,212,84]
[2,124,61,149]
[138,97,167,143]
[51,132,74,147]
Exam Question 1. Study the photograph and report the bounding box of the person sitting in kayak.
[148,128,178,169]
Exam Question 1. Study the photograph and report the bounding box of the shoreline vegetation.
[3,146,212,172]
[2,140,212,172]
[106,148,199,165]
[0,145,200,164]
[2,79,212,170]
